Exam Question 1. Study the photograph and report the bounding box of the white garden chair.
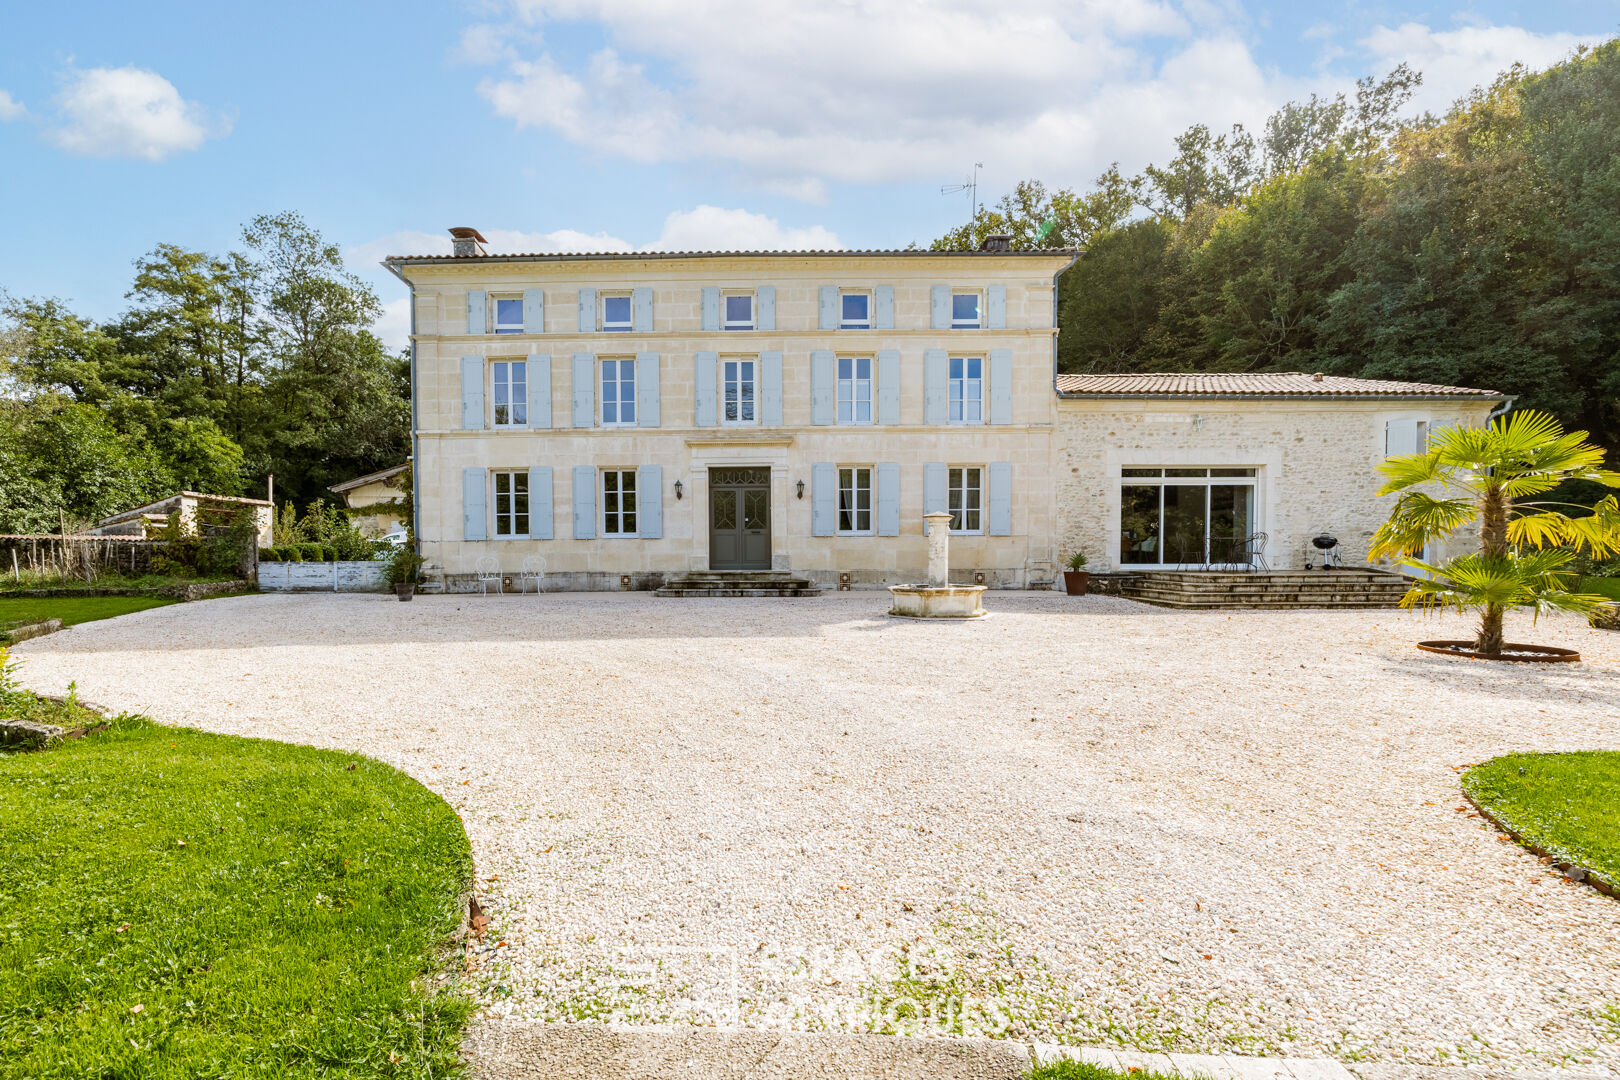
[520,556,546,595]
[475,556,502,596]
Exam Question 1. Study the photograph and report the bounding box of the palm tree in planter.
[1369,410,1620,656]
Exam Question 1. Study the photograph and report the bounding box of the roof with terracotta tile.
[1054,372,1506,399]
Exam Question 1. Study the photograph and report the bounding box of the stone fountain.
[887,512,988,618]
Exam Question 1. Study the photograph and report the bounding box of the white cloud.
[375,297,413,351]
[47,66,229,161]
[648,206,841,251]
[0,90,24,121]
[1358,22,1604,117]
[473,0,1284,197]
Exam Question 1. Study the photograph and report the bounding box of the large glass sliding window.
[1119,468,1256,567]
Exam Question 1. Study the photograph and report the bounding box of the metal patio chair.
[1239,531,1270,571]
[520,555,546,595]
[475,555,502,596]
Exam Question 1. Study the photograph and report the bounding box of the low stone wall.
[2,618,62,644]
[258,561,389,593]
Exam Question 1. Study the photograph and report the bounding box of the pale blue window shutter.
[694,351,718,427]
[523,288,545,333]
[638,464,663,539]
[876,349,900,426]
[987,461,1012,536]
[1385,418,1419,456]
[527,354,551,428]
[467,290,487,335]
[636,352,660,427]
[632,287,654,332]
[876,462,900,537]
[810,350,836,425]
[576,288,596,333]
[923,349,949,425]
[874,285,894,330]
[987,285,1006,330]
[463,467,487,541]
[461,355,485,430]
[529,466,553,540]
[924,462,948,515]
[757,286,776,331]
[811,462,837,537]
[930,285,950,330]
[572,465,596,539]
[760,350,783,426]
[818,286,838,330]
[701,287,720,331]
[571,353,595,428]
[989,348,1013,425]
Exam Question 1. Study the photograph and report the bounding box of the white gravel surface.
[13,592,1620,1071]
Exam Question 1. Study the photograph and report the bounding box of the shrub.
[258,547,278,563]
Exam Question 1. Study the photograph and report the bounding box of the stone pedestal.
[887,512,988,618]
[924,512,952,587]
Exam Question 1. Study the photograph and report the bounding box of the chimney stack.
[449,227,489,257]
[979,234,1013,252]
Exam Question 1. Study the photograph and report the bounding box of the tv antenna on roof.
[941,162,983,244]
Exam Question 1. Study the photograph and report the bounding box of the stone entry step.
[655,571,822,598]
[1118,570,1411,610]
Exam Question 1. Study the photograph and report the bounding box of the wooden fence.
[0,535,168,581]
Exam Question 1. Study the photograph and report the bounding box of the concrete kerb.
[464,1023,1615,1080]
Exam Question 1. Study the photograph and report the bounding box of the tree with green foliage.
[932,169,1141,251]
[1370,410,1620,655]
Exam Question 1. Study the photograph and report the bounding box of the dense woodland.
[0,213,408,533]
[936,40,1620,455]
[2,42,1616,534]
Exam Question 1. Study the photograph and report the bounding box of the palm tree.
[1369,410,1620,654]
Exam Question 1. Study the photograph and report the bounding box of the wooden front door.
[709,467,772,570]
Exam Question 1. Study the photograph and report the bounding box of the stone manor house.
[384,230,1504,592]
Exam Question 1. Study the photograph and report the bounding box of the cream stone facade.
[387,244,1076,590]
[386,239,1505,591]
[1052,378,1504,573]
[329,463,408,536]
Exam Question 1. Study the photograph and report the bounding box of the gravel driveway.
[13,592,1620,1070]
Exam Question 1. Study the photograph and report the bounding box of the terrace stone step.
[655,571,822,598]
[1117,570,1413,610]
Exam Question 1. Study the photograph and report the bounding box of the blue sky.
[1,0,1613,347]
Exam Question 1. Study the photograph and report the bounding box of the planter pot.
[1416,640,1578,663]
[1063,570,1090,596]
[394,582,416,602]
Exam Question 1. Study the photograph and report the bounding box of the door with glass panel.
[708,467,772,570]
[1118,468,1257,567]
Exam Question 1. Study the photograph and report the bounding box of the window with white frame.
[837,356,873,424]
[602,469,638,536]
[723,293,755,330]
[1384,418,1431,455]
[491,360,528,427]
[493,470,530,537]
[723,358,757,425]
[949,356,983,423]
[949,467,983,534]
[1119,467,1258,568]
[494,298,524,334]
[839,291,870,330]
[950,292,981,329]
[602,294,632,332]
[601,359,637,426]
[837,467,872,534]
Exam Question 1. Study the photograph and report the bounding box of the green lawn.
[1577,576,1620,601]
[1463,751,1620,888]
[0,711,474,1078]
[0,594,178,633]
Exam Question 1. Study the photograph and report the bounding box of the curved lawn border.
[0,698,476,1078]
[1462,754,1618,902]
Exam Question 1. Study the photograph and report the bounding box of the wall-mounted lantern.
[673,479,684,501]
[796,480,805,500]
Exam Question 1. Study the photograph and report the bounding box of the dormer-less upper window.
[951,292,981,329]
[724,293,754,331]
[602,295,632,332]
[494,298,524,334]
[840,292,870,330]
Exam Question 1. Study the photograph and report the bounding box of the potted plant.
[385,543,425,601]
[1063,551,1090,595]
